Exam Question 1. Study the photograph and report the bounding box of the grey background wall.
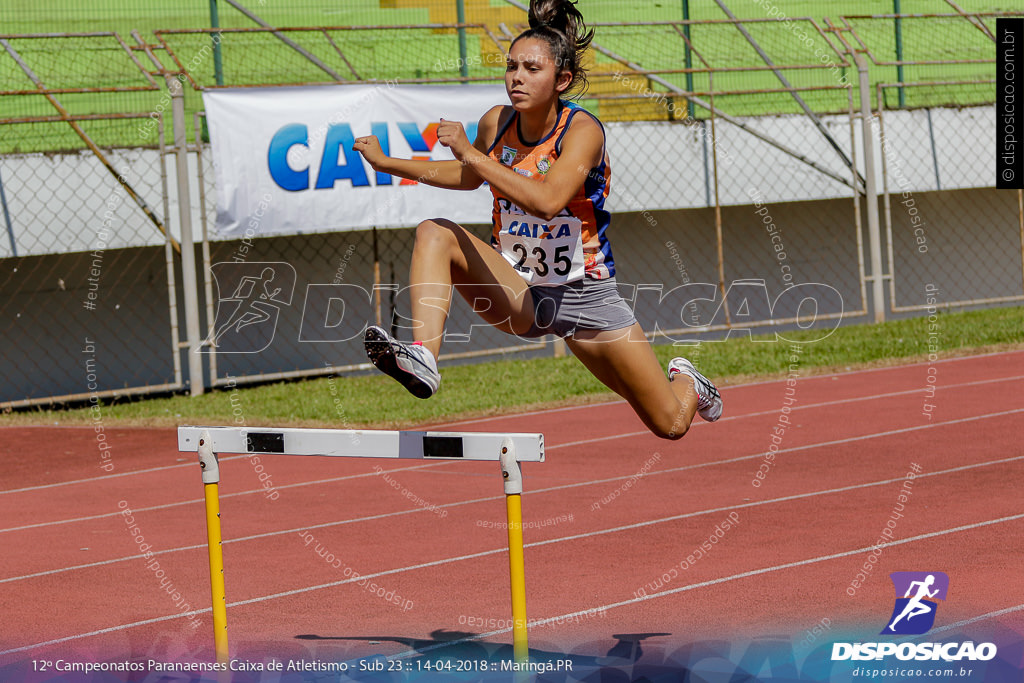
[5,186,1019,404]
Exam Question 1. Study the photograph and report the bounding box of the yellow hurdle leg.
[204,482,229,665]
[505,492,528,663]
[198,433,229,665]
[499,438,528,664]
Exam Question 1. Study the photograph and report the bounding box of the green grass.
[9,305,1023,429]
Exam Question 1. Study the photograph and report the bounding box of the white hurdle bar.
[178,425,544,666]
[178,426,544,462]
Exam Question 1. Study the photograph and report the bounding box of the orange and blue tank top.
[486,100,614,285]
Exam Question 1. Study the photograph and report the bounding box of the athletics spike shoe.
[363,325,440,399]
[668,357,723,422]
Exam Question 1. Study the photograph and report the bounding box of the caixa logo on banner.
[267,121,479,191]
[204,264,844,353]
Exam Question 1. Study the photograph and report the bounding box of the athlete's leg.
[565,323,700,440]
[410,218,535,357]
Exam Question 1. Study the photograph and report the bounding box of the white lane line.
[0,455,250,496]
[0,546,208,585]
[434,350,1024,428]
[524,454,1024,550]
[6,510,1022,658]
[3,449,1021,599]
[0,462,444,535]
[546,373,1024,451]
[3,372,1019,499]
[0,611,209,656]
[5,348,1020,438]
[3,404,1022,581]
[390,513,1024,660]
[922,604,1024,636]
[549,405,1024,453]
[3,404,1020,539]
[536,513,1024,627]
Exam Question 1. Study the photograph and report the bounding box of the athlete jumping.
[352,0,722,440]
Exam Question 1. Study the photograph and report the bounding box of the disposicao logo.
[831,571,998,663]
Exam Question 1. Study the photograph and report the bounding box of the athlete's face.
[505,37,571,110]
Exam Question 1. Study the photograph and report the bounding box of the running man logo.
[205,262,296,353]
[881,571,949,635]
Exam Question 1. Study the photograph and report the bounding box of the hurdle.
[179,426,544,666]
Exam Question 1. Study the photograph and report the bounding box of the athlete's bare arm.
[441,110,604,220]
[352,106,502,191]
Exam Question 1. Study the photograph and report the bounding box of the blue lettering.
[555,223,571,238]
[507,220,519,234]
[315,123,370,189]
[517,224,532,237]
[398,122,431,152]
[267,123,309,192]
[371,122,392,186]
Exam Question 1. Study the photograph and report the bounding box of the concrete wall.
[4,186,1020,405]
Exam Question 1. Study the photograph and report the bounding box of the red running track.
[1,350,1022,676]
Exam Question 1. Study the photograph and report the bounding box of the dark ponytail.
[512,0,594,97]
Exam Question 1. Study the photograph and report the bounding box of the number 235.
[511,244,572,277]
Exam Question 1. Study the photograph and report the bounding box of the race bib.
[498,214,584,286]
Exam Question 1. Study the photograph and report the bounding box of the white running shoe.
[363,325,440,399]
[668,357,723,422]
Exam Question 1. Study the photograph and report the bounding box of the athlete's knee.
[657,423,689,441]
[649,409,691,440]
[415,219,458,249]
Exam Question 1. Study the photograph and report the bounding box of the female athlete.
[352,0,721,439]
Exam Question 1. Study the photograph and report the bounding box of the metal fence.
[1,8,1021,407]
[1,0,1014,35]
[0,112,184,405]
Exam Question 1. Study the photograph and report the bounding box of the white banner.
[203,84,507,236]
